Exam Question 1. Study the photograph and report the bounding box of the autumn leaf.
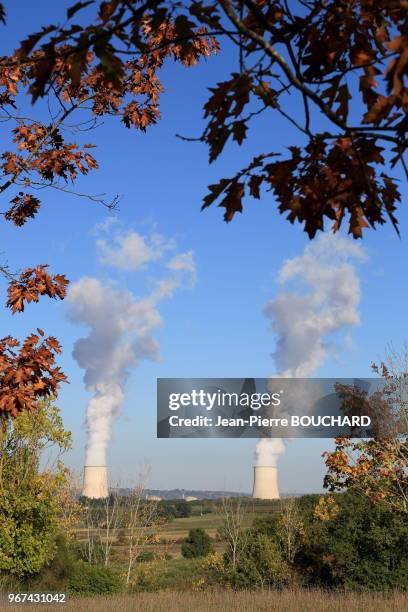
[219,181,245,222]
[67,1,94,20]
[5,192,41,226]
[0,333,67,417]
[7,266,69,314]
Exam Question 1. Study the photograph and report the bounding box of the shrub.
[222,532,291,589]
[0,484,59,577]
[296,492,408,591]
[173,500,192,518]
[181,529,212,558]
[156,503,176,522]
[68,561,122,594]
[27,534,77,592]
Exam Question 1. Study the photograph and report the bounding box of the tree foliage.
[0,330,66,418]
[223,530,290,589]
[296,493,408,590]
[0,398,73,577]
[200,0,408,238]
[181,528,212,558]
[0,1,407,416]
[323,351,408,514]
[206,515,290,589]
[207,493,408,590]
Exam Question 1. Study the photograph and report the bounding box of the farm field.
[74,500,279,540]
[73,502,277,559]
[74,512,236,559]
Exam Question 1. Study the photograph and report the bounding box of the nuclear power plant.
[252,466,280,500]
[82,465,109,498]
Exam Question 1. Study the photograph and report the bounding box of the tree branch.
[218,0,348,131]
[0,95,94,195]
[17,179,120,210]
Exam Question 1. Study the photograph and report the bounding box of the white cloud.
[167,250,197,286]
[92,215,119,234]
[97,231,174,270]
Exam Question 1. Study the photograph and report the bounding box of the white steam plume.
[255,438,286,468]
[255,234,366,467]
[68,227,196,466]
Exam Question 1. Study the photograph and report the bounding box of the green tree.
[296,492,408,590]
[0,399,72,577]
[181,528,212,558]
[173,500,192,518]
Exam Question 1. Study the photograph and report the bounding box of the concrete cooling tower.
[252,466,280,500]
[82,465,108,499]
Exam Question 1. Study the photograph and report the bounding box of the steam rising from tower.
[67,226,196,497]
[253,234,366,498]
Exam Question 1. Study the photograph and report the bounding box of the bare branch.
[16,179,121,210]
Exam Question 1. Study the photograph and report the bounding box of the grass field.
[74,499,279,542]
[153,512,227,540]
[6,589,408,611]
[74,504,267,544]
[75,510,248,541]
[74,513,229,560]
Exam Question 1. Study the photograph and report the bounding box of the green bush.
[68,561,122,594]
[27,534,77,592]
[157,500,192,520]
[0,486,59,577]
[156,503,176,522]
[296,493,408,591]
[221,531,291,589]
[181,528,212,558]
[173,500,192,518]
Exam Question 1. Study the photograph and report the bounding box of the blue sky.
[1,1,407,493]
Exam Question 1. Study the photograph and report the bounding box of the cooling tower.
[82,465,108,499]
[252,466,280,500]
